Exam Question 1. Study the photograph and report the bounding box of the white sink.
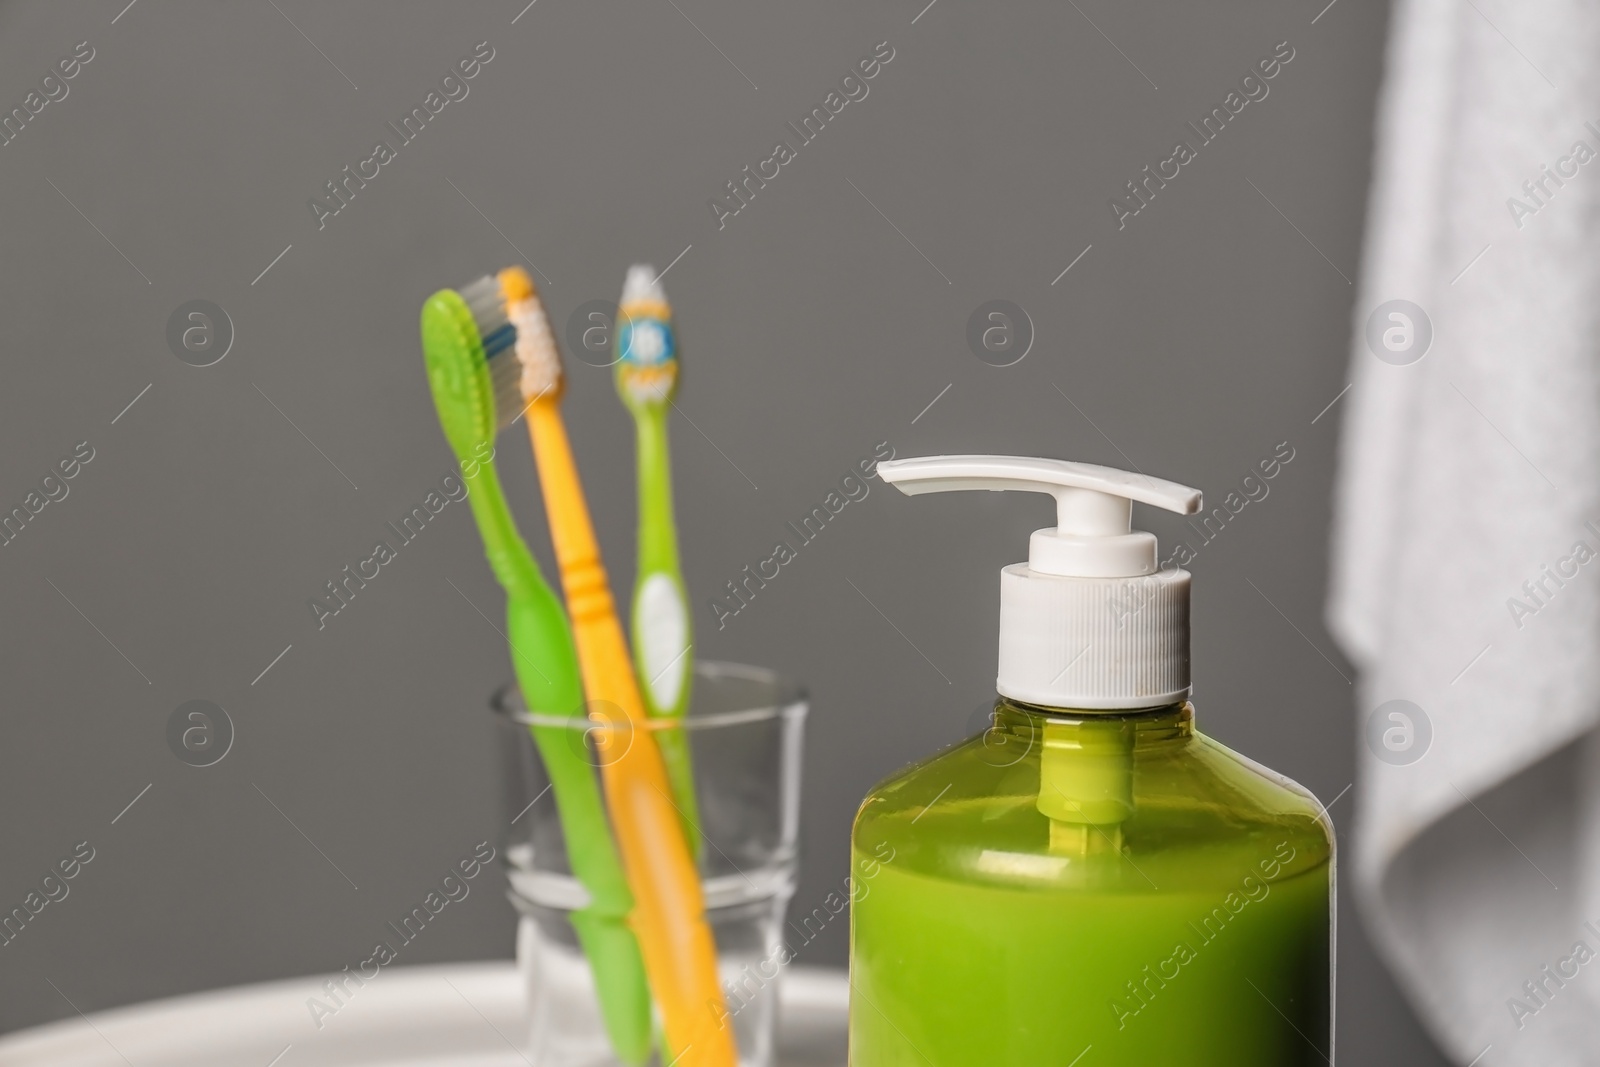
[0,962,848,1066]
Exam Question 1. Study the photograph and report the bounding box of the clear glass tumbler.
[491,661,807,1067]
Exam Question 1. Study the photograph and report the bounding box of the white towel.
[1329,0,1600,1062]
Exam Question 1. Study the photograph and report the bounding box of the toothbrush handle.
[425,288,651,1063]
[468,461,655,1063]
[632,405,700,852]
[635,404,684,598]
[461,454,542,603]
[525,401,735,1067]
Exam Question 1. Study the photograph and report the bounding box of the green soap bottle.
[850,456,1333,1066]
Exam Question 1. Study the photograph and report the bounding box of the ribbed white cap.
[998,563,1190,709]
[877,456,1202,712]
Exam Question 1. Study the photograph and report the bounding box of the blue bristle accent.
[481,323,516,360]
[459,273,524,429]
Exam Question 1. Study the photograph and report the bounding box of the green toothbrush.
[421,283,651,1065]
[614,265,700,851]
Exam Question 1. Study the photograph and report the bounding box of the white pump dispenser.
[878,455,1203,710]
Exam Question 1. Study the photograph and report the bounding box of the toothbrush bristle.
[461,274,525,430]
[461,276,508,344]
[620,264,664,306]
[616,264,677,406]
[489,344,524,429]
[499,266,564,406]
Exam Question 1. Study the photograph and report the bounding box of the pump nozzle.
[878,455,1203,710]
[878,456,1201,578]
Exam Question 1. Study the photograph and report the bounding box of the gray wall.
[0,0,1447,1062]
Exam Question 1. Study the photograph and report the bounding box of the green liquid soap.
[850,700,1333,1066]
[858,454,1335,1065]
